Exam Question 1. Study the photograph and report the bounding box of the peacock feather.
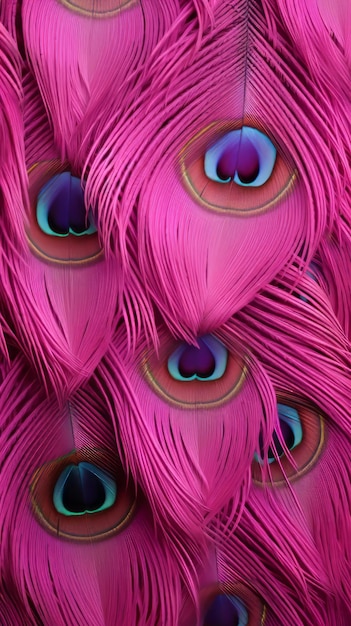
[0,0,351,624]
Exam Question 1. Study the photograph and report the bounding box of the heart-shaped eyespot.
[180,120,295,214]
[27,161,102,265]
[252,395,324,484]
[204,127,276,188]
[53,462,116,516]
[31,449,136,541]
[37,173,97,238]
[143,334,246,409]
[167,335,228,382]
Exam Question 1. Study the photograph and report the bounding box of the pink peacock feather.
[1,0,351,625]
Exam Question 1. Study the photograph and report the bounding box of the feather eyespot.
[143,335,246,408]
[36,173,97,238]
[30,449,136,541]
[58,0,135,16]
[53,462,116,516]
[201,583,266,626]
[258,404,303,465]
[180,121,295,214]
[204,127,276,188]
[252,395,325,484]
[27,161,102,264]
[167,335,228,381]
[204,594,249,626]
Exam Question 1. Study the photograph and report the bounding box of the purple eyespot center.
[37,172,96,237]
[204,594,249,626]
[178,340,216,379]
[167,335,228,382]
[217,136,260,184]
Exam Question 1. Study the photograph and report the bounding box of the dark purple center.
[62,464,105,513]
[269,419,295,460]
[204,595,241,626]
[259,420,295,461]
[217,136,260,184]
[178,340,216,379]
[39,173,93,235]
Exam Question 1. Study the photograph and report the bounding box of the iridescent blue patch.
[204,126,277,187]
[204,594,249,626]
[53,462,116,516]
[37,172,97,237]
[167,335,228,382]
[256,404,303,464]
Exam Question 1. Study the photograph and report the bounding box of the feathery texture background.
[0,1,351,624]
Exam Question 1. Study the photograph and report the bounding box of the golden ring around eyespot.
[179,120,297,216]
[26,160,103,265]
[30,448,137,542]
[252,397,325,486]
[26,236,103,266]
[57,0,136,17]
[142,353,247,410]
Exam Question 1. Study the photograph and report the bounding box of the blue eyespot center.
[167,335,228,381]
[257,404,303,464]
[53,462,117,516]
[37,172,97,237]
[204,594,249,626]
[204,126,277,187]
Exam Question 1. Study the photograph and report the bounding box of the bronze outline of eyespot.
[27,160,102,265]
[180,119,296,215]
[252,393,325,485]
[30,448,137,541]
